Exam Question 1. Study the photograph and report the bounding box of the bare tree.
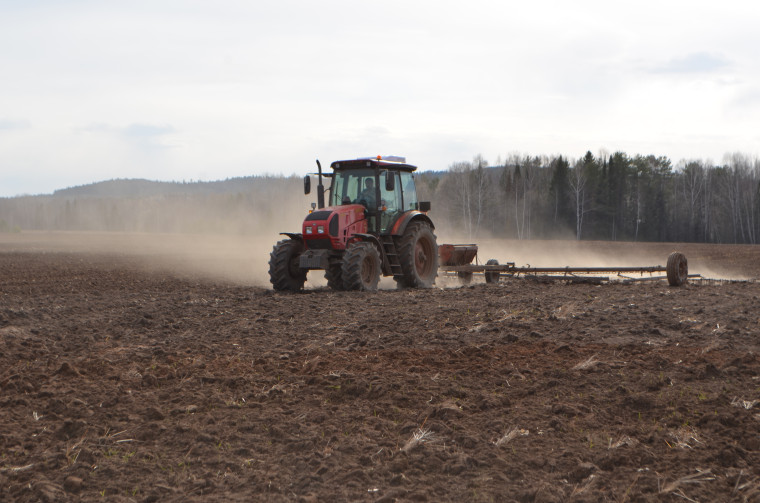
[471,155,489,239]
[680,161,705,241]
[723,153,750,243]
[506,156,540,240]
[570,158,589,240]
[445,161,474,239]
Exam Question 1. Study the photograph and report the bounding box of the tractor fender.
[351,233,382,253]
[390,211,435,237]
[279,232,303,242]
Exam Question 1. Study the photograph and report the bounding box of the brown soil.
[1,236,759,502]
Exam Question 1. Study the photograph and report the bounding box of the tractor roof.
[330,156,417,172]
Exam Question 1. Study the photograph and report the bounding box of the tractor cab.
[326,157,421,234]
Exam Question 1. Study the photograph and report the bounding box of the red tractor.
[269,156,438,291]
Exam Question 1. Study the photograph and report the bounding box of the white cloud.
[0,118,31,131]
[1,1,760,196]
[652,52,731,74]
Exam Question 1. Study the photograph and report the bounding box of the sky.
[1,0,759,197]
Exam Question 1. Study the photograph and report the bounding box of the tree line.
[421,151,760,244]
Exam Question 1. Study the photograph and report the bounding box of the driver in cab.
[359,178,376,209]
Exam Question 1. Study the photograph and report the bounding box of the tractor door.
[379,170,403,233]
[399,171,418,210]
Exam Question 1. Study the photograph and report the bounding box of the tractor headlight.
[305,227,313,234]
[317,225,324,234]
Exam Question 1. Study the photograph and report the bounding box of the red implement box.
[438,244,478,266]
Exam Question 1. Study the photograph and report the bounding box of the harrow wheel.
[484,259,501,284]
[666,252,688,287]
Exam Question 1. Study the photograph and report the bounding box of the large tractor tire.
[484,258,501,284]
[342,242,381,291]
[325,262,345,291]
[666,252,688,287]
[397,221,438,288]
[269,239,307,291]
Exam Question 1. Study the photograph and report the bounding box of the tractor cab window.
[330,169,374,207]
[399,171,418,210]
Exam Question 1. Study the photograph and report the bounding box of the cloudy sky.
[1,1,759,197]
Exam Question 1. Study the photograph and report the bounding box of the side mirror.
[419,201,431,212]
[384,171,395,192]
[304,175,311,195]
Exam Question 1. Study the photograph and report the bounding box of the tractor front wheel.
[342,242,381,291]
[269,239,307,291]
[397,222,438,288]
[325,261,345,291]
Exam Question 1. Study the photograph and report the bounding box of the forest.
[421,150,760,244]
[1,150,759,244]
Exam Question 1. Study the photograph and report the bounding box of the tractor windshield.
[330,169,375,207]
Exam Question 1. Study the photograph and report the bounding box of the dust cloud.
[1,195,753,288]
[0,185,318,287]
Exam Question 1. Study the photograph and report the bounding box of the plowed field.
[1,233,759,502]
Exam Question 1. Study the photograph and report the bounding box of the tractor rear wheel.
[269,239,307,291]
[666,252,688,286]
[325,262,345,291]
[397,222,438,288]
[342,242,380,291]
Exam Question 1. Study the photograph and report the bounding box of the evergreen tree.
[549,155,572,232]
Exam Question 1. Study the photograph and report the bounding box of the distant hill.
[52,177,277,198]
[1,175,306,234]
[51,171,449,199]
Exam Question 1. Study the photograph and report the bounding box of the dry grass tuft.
[608,436,638,449]
[495,427,529,447]
[401,428,435,453]
[659,469,715,496]
[468,322,486,333]
[494,309,522,322]
[668,426,703,449]
[0,463,35,473]
[573,354,599,370]
[570,474,598,498]
[730,397,758,410]
[732,470,760,500]
[551,302,583,320]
